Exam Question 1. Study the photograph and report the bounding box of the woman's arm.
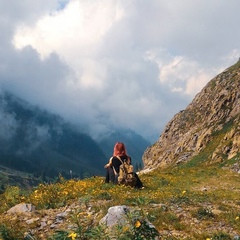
[104,157,113,168]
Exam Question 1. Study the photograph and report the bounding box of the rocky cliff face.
[143,61,240,169]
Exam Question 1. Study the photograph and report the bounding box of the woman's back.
[111,155,129,174]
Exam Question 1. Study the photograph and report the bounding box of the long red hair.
[113,142,127,156]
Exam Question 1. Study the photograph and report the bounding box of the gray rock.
[7,203,36,214]
[99,205,160,239]
[99,205,128,227]
[26,217,39,224]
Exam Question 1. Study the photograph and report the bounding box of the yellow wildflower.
[182,190,186,195]
[68,232,77,240]
[206,238,211,240]
[77,212,85,217]
[236,216,239,220]
[135,220,141,228]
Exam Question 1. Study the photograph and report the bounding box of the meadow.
[0,153,239,239]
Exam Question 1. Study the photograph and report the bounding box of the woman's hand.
[104,163,110,169]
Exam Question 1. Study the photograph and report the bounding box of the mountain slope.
[0,91,151,187]
[0,92,107,180]
[143,61,240,169]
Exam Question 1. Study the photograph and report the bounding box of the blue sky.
[0,0,239,142]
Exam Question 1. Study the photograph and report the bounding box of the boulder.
[99,205,160,239]
[7,203,36,214]
[99,205,128,227]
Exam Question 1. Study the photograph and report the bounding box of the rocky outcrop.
[143,61,240,169]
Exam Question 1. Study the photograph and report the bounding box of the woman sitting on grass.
[104,142,143,189]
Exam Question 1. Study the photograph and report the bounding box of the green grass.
[0,159,239,239]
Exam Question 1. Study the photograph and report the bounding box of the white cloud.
[144,49,216,96]
[0,0,240,142]
[13,0,126,88]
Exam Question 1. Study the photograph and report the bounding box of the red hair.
[113,142,127,156]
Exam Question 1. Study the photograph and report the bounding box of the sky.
[0,0,239,142]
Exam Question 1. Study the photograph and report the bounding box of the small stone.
[26,217,39,224]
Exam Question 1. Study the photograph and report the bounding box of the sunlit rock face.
[143,61,240,170]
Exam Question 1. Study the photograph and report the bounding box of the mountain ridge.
[142,61,240,170]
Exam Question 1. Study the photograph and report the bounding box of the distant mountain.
[143,61,240,170]
[0,91,151,187]
[0,91,107,181]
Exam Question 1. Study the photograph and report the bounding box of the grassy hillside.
[0,153,239,239]
[0,166,43,193]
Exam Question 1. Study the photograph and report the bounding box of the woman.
[105,142,144,189]
[105,142,129,184]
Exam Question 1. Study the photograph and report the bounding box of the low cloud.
[0,0,240,142]
[0,109,18,141]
